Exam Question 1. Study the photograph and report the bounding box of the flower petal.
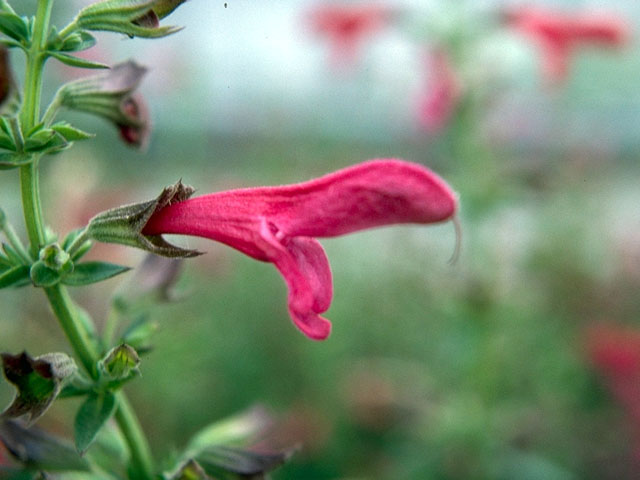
[274,159,457,237]
[260,219,332,340]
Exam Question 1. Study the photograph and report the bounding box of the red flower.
[586,324,640,460]
[506,6,629,84]
[143,160,458,340]
[308,3,392,68]
[416,49,461,134]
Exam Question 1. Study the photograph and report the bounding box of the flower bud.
[1,351,77,424]
[59,61,150,149]
[39,244,73,275]
[30,244,74,287]
[76,0,183,39]
[100,344,139,380]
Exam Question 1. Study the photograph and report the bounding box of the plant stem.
[44,285,155,480]
[16,2,156,479]
[115,393,155,480]
[44,284,99,375]
[19,162,45,257]
[19,0,52,256]
[21,0,52,130]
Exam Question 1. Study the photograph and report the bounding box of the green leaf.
[29,260,61,287]
[168,459,209,480]
[1,352,77,424]
[49,52,109,70]
[51,122,94,141]
[0,129,15,150]
[0,249,11,266]
[0,153,31,170]
[59,30,97,52]
[0,12,29,43]
[121,315,158,353]
[74,391,117,454]
[185,406,272,455]
[195,446,291,479]
[0,116,9,133]
[0,265,30,289]
[24,129,69,154]
[0,37,24,49]
[0,419,90,471]
[2,242,26,265]
[63,261,130,286]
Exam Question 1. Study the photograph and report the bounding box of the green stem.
[19,161,45,257]
[45,285,155,480]
[57,19,78,41]
[16,2,156,479]
[41,90,62,126]
[19,0,52,256]
[66,227,89,256]
[20,0,52,130]
[44,284,99,376]
[115,393,155,480]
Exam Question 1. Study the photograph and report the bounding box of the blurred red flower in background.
[308,3,392,68]
[586,324,640,462]
[506,6,629,85]
[416,48,461,134]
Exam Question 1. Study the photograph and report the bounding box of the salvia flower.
[134,159,457,340]
[416,48,461,134]
[308,3,392,68]
[506,6,629,85]
[58,61,150,148]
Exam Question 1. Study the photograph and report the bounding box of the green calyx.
[75,0,185,39]
[87,180,201,258]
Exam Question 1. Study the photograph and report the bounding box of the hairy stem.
[16,1,155,479]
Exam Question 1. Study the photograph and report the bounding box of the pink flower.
[586,325,640,460]
[506,6,629,85]
[308,3,392,68]
[142,160,458,340]
[416,49,461,134]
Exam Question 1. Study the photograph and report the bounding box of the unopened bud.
[100,344,139,380]
[59,61,150,149]
[39,244,73,275]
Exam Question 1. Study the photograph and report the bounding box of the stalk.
[16,2,155,479]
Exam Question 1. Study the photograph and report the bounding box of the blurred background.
[2,0,640,478]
